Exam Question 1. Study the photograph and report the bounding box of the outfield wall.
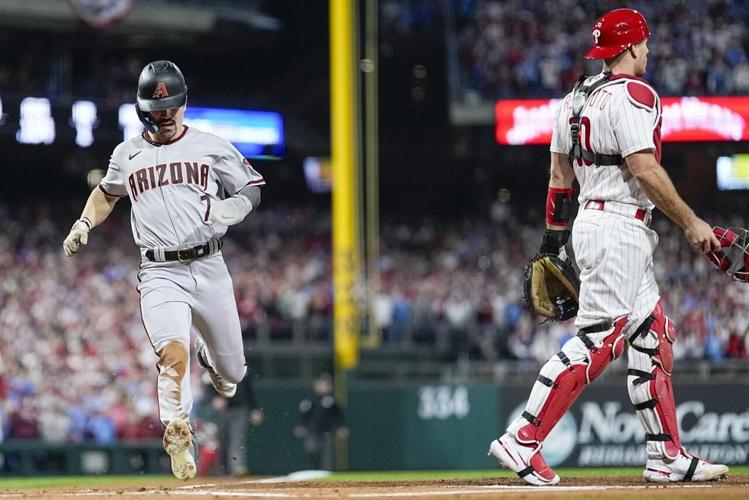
[1,381,747,476]
[248,381,749,474]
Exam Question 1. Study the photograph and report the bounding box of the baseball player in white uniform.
[63,61,264,480]
[489,9,729,485]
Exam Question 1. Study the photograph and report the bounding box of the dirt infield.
[1,475,747,500]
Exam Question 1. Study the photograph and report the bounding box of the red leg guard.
[515,316,628,443]
[650,301,675,375]
[648,366,682,457]
[629,300,682,459]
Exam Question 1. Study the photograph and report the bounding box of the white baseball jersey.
[510,77,686,463]
[550,73,662,209]
[98,125,262,426]
[549,73,663,334]
[99,125,265,250]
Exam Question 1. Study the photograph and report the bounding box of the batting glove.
[63,219,91,256]
[209,194,253,226]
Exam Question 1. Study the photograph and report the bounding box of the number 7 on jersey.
[200,193,211,222]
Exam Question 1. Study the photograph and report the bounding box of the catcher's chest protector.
[568,72,623,167]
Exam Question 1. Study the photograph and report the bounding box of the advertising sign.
[500,383,749,467]
[496,96,749,145]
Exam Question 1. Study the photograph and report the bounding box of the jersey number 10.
[574,116,594,168]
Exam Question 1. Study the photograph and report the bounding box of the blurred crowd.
[6,1,748,105]
[0,200,747,443]
[453,0,749,100]
[0,43,145,104]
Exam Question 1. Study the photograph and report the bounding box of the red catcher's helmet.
[585,8,650,60]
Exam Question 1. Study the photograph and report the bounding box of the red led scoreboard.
[495,96,749,145]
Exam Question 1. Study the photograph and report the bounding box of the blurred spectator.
[0,358,6,443]
[293,373,348,471]
[203,371,264,476]
[9,399,39,439]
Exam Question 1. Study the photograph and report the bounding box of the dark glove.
[540,229,570,255]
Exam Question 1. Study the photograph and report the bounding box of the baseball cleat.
[195,335,237,398]
[488,433,560,486]
[163,418,197,481]
[643,451,729,482]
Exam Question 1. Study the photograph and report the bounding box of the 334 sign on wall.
[417,385,470,420]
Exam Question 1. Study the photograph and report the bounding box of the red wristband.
[545,187,574,225]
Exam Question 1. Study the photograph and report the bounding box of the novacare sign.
[503,384,749,467]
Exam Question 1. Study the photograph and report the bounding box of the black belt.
[580,148,622,166]
[569,145,623,166]
[146,239,223,263]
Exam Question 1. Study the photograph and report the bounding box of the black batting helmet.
[136,60,187,112]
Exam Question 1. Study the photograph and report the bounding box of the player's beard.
[156,120,178,140]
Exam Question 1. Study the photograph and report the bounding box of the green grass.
[0,475,176,489]
[1,467,748,489]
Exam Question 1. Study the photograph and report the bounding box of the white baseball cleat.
[488,433,560,486]
[643,451,729,482]
[195,335,237,398]
[163,418,197,481]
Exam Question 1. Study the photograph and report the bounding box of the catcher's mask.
[707,227,749,282]
[135,60,187,134]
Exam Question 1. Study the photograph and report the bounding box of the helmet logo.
[615,22,630,35]
[592,29,601,45]
[152,82,170,99]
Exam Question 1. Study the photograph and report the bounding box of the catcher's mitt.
[523,254,580,320]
